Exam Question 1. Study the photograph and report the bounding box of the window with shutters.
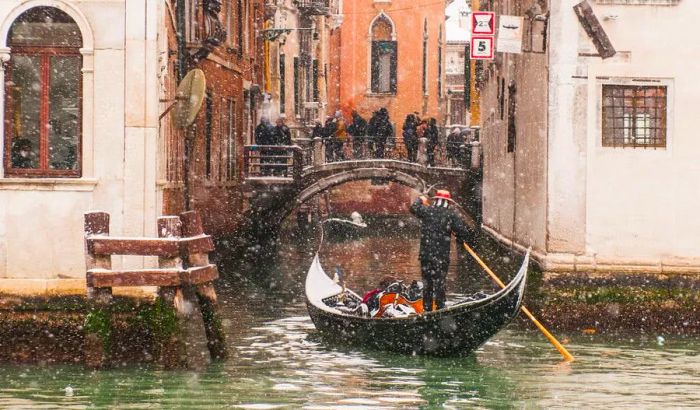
[370,14,397,94]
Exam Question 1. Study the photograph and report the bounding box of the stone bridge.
[239,138,482,236]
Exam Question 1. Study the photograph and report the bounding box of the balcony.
[294,0,331,16]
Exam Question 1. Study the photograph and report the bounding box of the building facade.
[479,0,700,273]
[160,0,264,236]
[0,0,263,294]
[262,0,341,128]
[329,0,447,126]
[445,0,471,127]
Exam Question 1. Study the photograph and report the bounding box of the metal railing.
[315,133,479,169]
[243,145,304,179]
[242,123,482,180]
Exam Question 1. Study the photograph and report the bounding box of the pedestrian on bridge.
[402,114,418,163]
[368,108,392,159]
[409,190,475,312]
[334,111,348,161]
[273,116,292,145]
[348,110,367,159]
[426,118,439,167]
[255,117,275,175]
[323,116,338,162]
[255,117,274,145]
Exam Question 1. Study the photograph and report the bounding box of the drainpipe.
[176,0,191,210]
[176,0,187,82]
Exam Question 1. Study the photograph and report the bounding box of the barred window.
[602,85,667,148]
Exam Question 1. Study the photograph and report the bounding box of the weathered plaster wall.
[580,1,700,271]
[0,0,160,288]
[481,0,549,258]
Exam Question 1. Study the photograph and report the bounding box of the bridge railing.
[243,145,304,180]
[243,133,482,180]
[314,134,481,169]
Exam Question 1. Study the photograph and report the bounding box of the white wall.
[0,0,160,289]
[581,2,700,271]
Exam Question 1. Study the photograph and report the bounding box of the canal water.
[1,221,699,408]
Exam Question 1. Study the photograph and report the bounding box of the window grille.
[602,85,667,148]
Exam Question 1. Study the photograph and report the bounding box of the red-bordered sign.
[471,11,495,35]
[470,36,494,60]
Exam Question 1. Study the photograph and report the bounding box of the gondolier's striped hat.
[433,190,451,208]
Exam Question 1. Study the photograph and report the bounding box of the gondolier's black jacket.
[410,199,475,264]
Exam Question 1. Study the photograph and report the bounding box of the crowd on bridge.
[312,109,448,165]
[253,109,476,175]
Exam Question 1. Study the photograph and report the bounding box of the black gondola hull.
[305,253,529,356]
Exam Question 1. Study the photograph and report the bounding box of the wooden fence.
[83,210,226,368]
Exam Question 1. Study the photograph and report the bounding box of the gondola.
[305,250,529,356]
[323,218,367,240]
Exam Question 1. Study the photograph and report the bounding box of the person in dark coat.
[402,114,418,162]
[347,110,368,159]
[446,127,463,167]
[255,117,275,175]
[273,116,292,145]
[322,116,337,162]
[369,108,392,158]
[409,189,475,312]
[366,110,379,155]
[425,118,439,167]
[255,117,274,145]
[271,117,292,176]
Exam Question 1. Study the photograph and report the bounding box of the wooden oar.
[463,243,575,362]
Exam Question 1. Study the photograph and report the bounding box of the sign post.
[471,11,495,35]
[470,36,494,60]
[470,11,495,61]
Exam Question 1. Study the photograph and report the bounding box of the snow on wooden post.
[83,211,113,369]
[180,211,227,360]
[156,215,190,369]
[84,212,113,303]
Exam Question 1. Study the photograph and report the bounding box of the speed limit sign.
[470,36,494,60]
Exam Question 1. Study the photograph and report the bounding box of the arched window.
[370,14,396,94]
[4,6,83,177]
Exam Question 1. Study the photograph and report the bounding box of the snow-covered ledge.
[0,178,99,192]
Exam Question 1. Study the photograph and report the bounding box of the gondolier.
[410,190,475,312]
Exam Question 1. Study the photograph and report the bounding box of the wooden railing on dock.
[83,210,226,369]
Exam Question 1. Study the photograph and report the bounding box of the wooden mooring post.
[83,210,226,369]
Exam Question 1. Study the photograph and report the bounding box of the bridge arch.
[271,167,428,226]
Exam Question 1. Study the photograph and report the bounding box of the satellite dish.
[172,69,206,130]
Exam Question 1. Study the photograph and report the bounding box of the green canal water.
[0,225,699,408]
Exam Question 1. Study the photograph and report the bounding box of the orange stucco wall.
[331,0,446,125]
